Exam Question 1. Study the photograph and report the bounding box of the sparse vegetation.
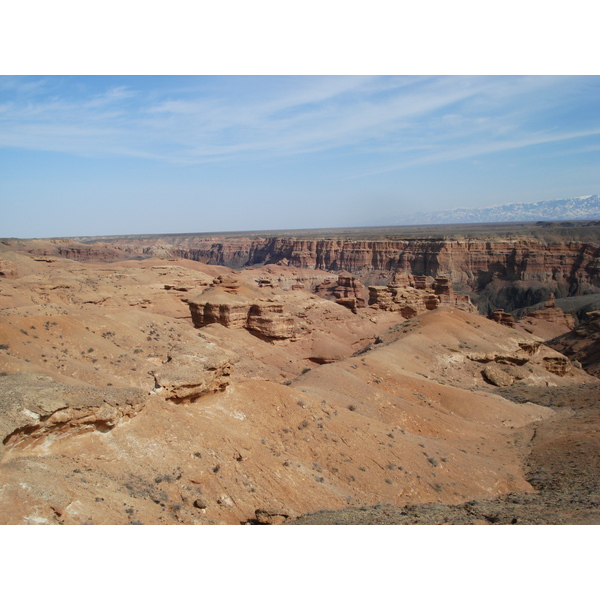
[1,224,598,526]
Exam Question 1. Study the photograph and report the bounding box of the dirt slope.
[288,383,600,524]
[0,245,595,524]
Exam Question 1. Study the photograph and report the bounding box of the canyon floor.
[1,235,599,525]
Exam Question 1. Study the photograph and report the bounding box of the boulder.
[482,365,514,387]
[152,342,233,403]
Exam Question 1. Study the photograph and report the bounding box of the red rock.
[482,365,514,387]
[489,309,515,327]
[152,342,232,403]
[368,276,475,315]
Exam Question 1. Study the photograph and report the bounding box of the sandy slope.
[0,247,594,524]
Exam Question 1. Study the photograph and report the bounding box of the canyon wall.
[9,233,600,313]
[170,238,600,311]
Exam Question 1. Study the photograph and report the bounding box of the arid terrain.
[1,222,599,525]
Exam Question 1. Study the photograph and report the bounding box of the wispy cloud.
[0,75,598,170]
[350,126,600,179]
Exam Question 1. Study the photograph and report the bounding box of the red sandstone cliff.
[166,237,598,284]
[12,234,600,313]
[165,238,600,311]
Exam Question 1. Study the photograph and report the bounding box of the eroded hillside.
[0,243,597,524]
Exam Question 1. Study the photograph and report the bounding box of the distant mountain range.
[399,195,600,225]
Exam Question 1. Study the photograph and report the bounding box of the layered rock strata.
[547,311,600,376]
[489,309,515,327]
[188,276,294,340]
[166,238,600,299]
[0,372,147,453]
[519,294,575,330]
[314,273,367,313]
[466,337,577,381]
[368,275,477,316]
[152,342,233,403]
[11,232,600,313]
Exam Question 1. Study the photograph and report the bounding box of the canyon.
[8,220,600,315]
[1,222,599,525]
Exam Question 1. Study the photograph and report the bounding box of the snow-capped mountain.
[399,195,600,225]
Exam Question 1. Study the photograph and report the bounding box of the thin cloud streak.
[349,127,600,179]
[0,76,598,170]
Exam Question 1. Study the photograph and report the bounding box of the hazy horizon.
[2,75,599,238]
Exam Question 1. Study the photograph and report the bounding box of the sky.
[1,75,599,238]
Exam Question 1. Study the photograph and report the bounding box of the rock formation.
[188,275,295,340]
[152,342,233,403]
[332,273,367,312]
[164,236,600,310]
[546,311,600,376]
[368,275,476,316]
[482,365,514,387]
[11,223,600,314]
[313,272,367,313]
[0,372,147,454]
[489,309,515,327]
[516,293,575,333]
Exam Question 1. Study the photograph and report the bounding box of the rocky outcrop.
[152,342,232,403]
[188,276,294,340]
[246,303,295,339]
[519,294,576,330]
[489,309,515,327]
[0,372,147,453]
[332,274,367,312]
[256,277,275,288]
[466,335,579,382]
[546,312,600,376]
[313,272,367,313]
[368,275,477,316]
[542,356,572,376]
[0,258,18,279]
[482,365,514,387]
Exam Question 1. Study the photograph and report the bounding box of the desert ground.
[1,224,599,524]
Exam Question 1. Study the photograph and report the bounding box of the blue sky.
[1,75,599,238]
